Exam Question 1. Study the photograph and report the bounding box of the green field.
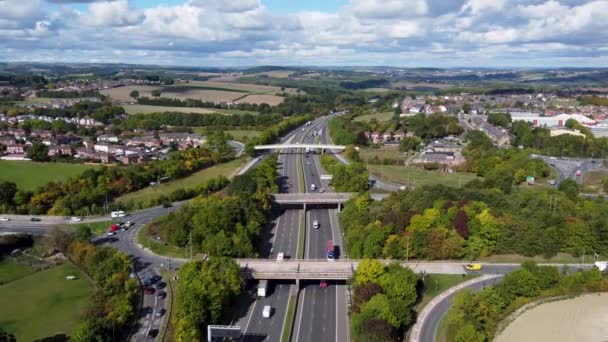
[367,165,480,188]
[0,259,34,285]
[354,111,395,123]
[213,108,260,115]
[359,148,405,162]
[226,130,262,142]
[0,161,95,191]
[0,263,93,341]
[174,83,251,93]
[122,104,222,115]
[116,158,245,204]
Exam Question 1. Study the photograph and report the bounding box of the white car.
[277,252,285,262]
[262,305,271,318]
[70,216,82,222]
[313,220,319,229]
[0,216,9,222]
[107,231,116,236]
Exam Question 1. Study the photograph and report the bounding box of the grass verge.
[159,269,176,342]
[281,295,298,342]
[297,211,305,260]
[436,314,451,342]
[417,274,477,313]
[72,220,112,235]
[479,252,586,264]
[0,263,93,341]
[0,160,96,191]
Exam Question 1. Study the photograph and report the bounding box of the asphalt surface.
[292,118,349,342]
[237,122,313,341]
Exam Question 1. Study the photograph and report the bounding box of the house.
[108,145,126,156]
[125,136,161,148]
[48,145,74,156]
[119,152,151,165]
[158,133,205,146]
[30,130,53,139]
[419,152,456,164]
[94,142,110,153]
[76,148,114,164]
[481,123,511,146]
[382,131,392,142]
[6,144,25,154]
[0,135,16,146]
[392,130,406,142]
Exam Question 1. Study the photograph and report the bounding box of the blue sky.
[2,0,608,67]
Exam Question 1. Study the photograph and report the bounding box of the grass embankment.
[359,148,405,162]
[296,152,305,259]
[581,170,608,194]
[0,160,95,191]
[353,111,395,123]
[137,225,188,259]
[116,158,245,205]
[367,165,480,188]
[281,295,298,342]
[0,262,93,341]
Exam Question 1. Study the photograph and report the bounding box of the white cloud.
[350,0,428,19]
[85,0,144,27]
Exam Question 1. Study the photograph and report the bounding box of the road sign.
[207,325,241,341]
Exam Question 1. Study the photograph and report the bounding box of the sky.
[2,0,608,68]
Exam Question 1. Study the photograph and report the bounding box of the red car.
[320,281,328,288]
[144,287,155,295]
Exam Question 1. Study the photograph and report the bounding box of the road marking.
[294,288,306,342]
[305,211,311,259]
[241,297,258,341]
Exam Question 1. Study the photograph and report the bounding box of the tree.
[465,130,494,150]
[558,179,580,198]
[129,90,140,98]
[487,112,511,128]
[0,328,15,342]
[76,225,93,242]
[0,181,17,207]
[355,259,386,286]
[602,176,608,193]
[399,136,422,153]
[26,141,49,162]
[453,210,469,239]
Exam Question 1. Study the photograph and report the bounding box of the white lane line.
[241,298,259,341]
[335,284,339,342]
[294,288,306,342]
[305,210,311,260]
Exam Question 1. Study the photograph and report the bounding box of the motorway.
[291,119,349,342]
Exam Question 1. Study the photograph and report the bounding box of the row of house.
[414,140,465,166]
[363,130,408,144]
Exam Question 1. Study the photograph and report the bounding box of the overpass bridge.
[272,193,389,208]
[254,144,346,151]
[237,259,592,280]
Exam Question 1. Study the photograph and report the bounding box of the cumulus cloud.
[1,0,608,67]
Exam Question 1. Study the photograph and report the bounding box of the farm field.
[367,164,480,188]
[234,94,285,106]
[359,148,405,162]
[101,82,288,105]
[122,104,220,115]
[115,158,246,205]
[0,160,95,191]
[0,262,93,341]
[0,259,34,284]
[354,111,395,123]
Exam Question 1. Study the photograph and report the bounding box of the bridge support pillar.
[296,278,300,288]
[337,203,341,212]
[303,203,306,212]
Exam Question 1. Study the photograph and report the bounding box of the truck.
[257,280,268,297]
[595,261,608,271]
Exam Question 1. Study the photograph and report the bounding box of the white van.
[262,305,271,318]
[313,220,319,229]
[277,252,285,262]
[310,184,316,191]
[110,211,126,218]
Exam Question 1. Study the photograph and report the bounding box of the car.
[162,202,172,208]
[320,281,328,288]
[549,180,557,186]
[155,308,166,317]
[70,216,82,222]
[30,217,41,222]
[144,287,155,295]
[157,291,167,299]
[147,329,158,338]
[151,274,162,283]
[465,263,482,271]
[277,252,284,262]
[313,220,319,229]
[549,156,557,160]
[0,216,9,222]
[124,221,134,227]
[155,282,166,290]
[107,231,116,236]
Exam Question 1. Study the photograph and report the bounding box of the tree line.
[122,111,283,131]
[320,154,369,192]
[351,260,420,342]
[0,138,235,216]
[447,262,608,342]
[1,101,125,124]
[244,115,313,155]
[340,180,608,261]
[46,228,138,341]
[35,90,101,98]
[136,96,272,113]
[150,156,278,258]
